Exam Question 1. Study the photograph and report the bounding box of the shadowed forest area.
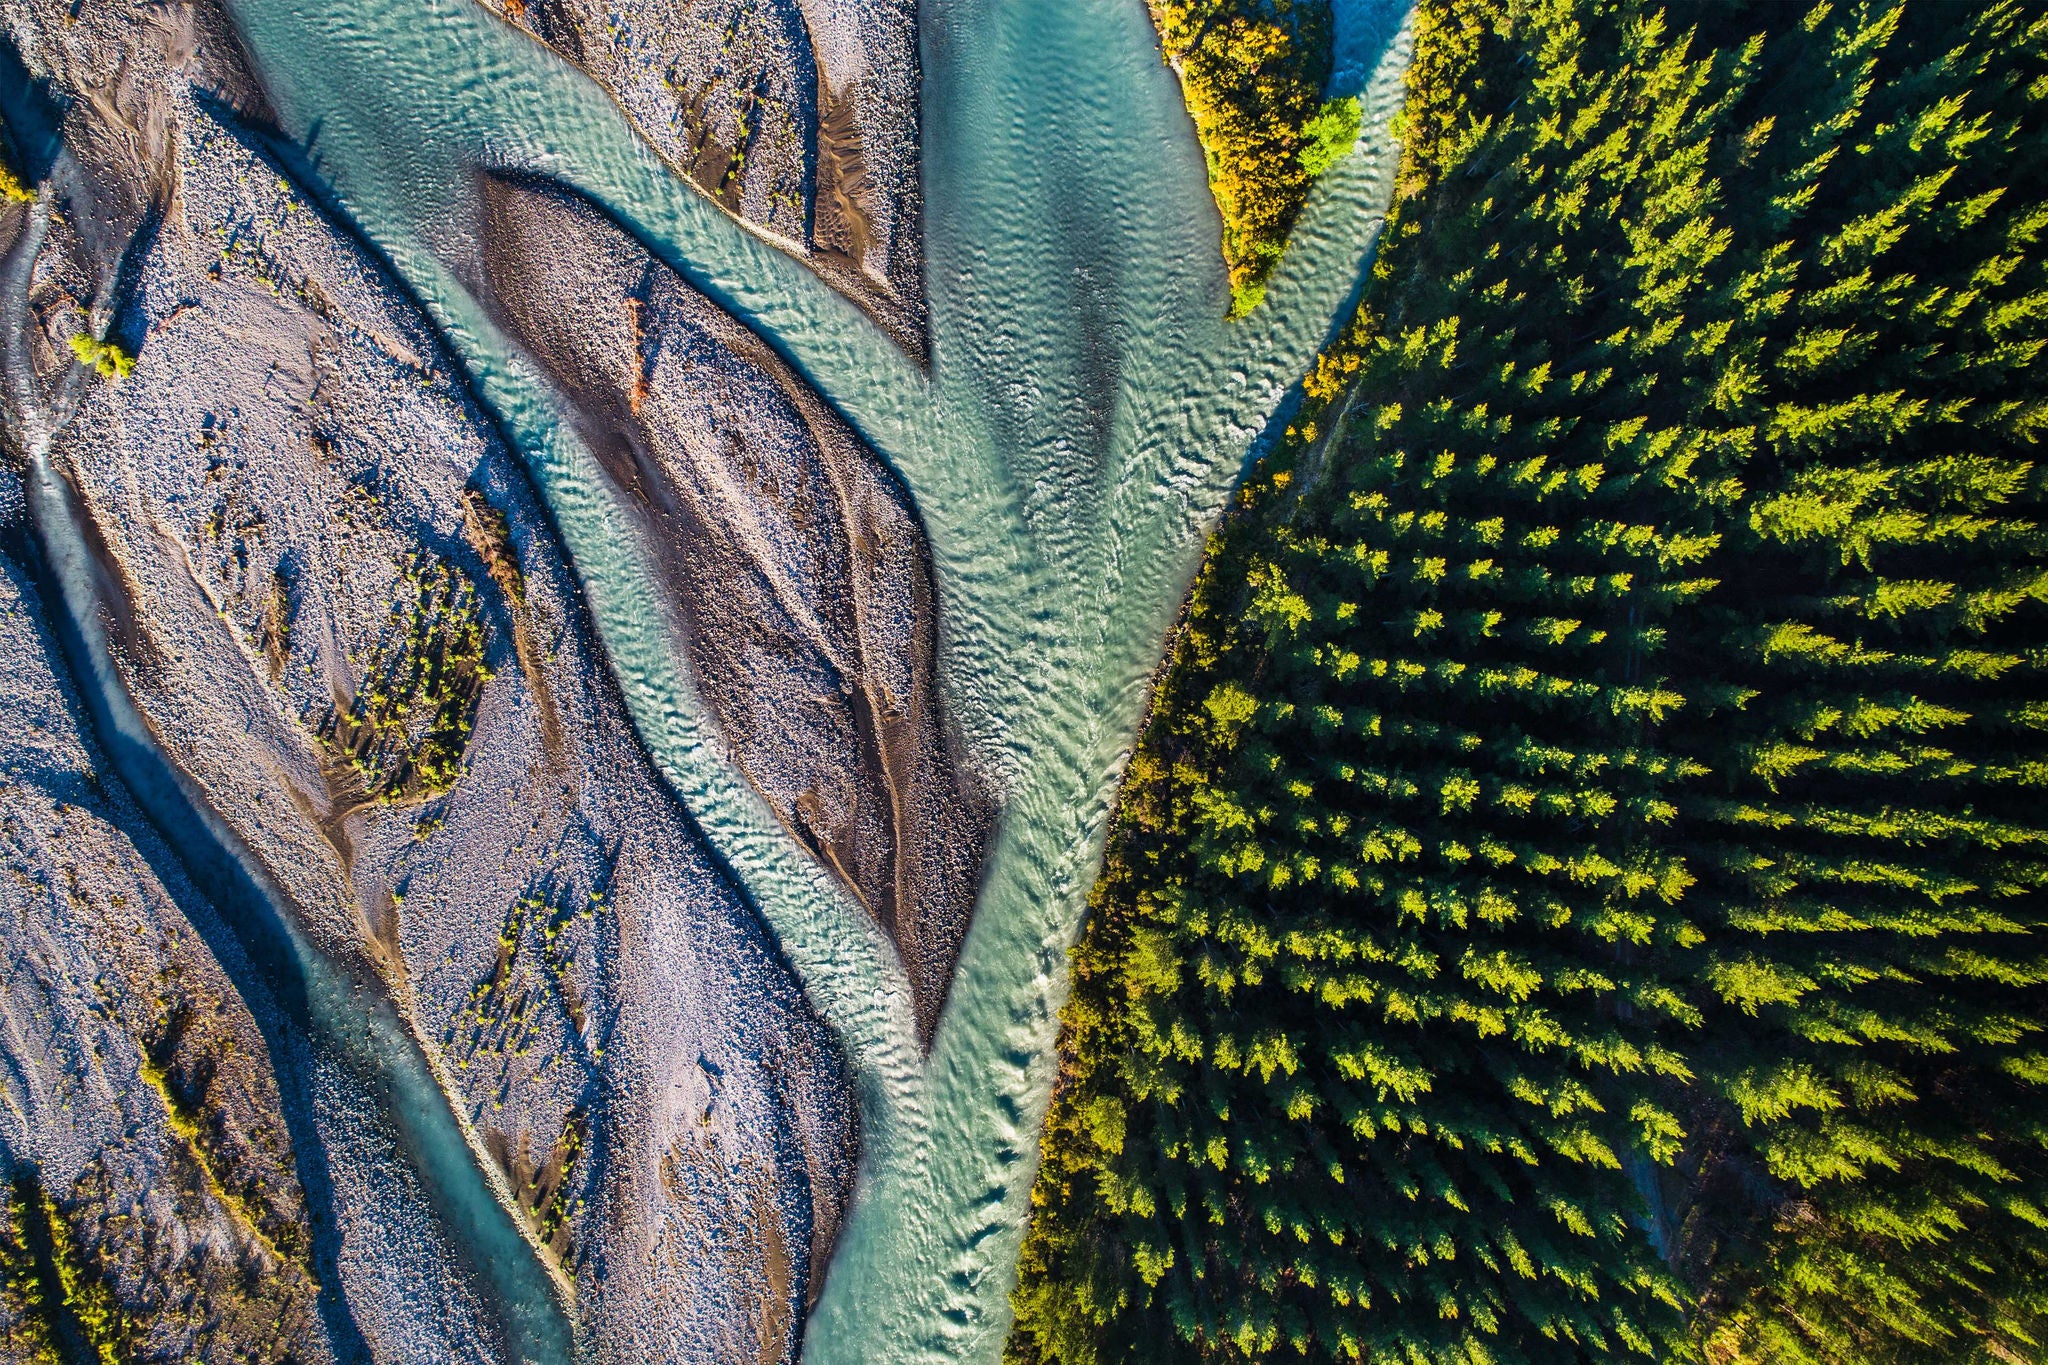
[1012,1,2048,1361]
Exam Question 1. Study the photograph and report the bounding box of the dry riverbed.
[0,0,860,1357]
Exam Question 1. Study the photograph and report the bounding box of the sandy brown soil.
[470,172,991,1045]
[474,0,928,357]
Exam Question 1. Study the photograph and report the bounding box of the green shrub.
[67,333,133,381]
[0,1183,60,1365]
[1296,96,1361,177]
[0,160,32,204]
[323,550,493,801]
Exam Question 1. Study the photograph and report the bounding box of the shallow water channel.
[23,442,575,1365]
[214,0,1415,1358]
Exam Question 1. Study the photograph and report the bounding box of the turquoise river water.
[214,0,1414,1358]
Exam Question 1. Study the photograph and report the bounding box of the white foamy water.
[217,0,1413,1357]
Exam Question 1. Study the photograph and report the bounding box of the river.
[213,0,1413,1358]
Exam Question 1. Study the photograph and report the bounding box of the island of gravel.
[0,1,861,1358]
[465,172,992,1046]
[474,0,928,357]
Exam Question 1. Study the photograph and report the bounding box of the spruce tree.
[1017,3,1750,1358]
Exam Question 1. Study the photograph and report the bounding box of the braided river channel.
[211,0,1414,1357]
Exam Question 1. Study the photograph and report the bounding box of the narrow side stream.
[22,448,575,1365]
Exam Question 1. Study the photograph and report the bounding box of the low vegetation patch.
[66,332,133,381]
[0,1181,60,1365]
[3,1174,126,1365]
[0,159,32,204]
[461,878,602,1062]
[531,1110,587,1257]
[137,1041,303,1270]
[324,550,493,801]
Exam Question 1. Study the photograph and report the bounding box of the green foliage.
[467,883,597,1038]
[1151,0,1338,315]
[1298,97,1361,178]
[533,1110,587,1255]
[138,1048,303,1269]
[41,1195,123,1365]
[66,332,133,381]
[1662,5,2048,1359]
[324,550,493,801]
[3,1175,127,1365]
[0,158,32,205]
[1013,1,2048,1362]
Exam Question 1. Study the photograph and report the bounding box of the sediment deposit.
[0,3,860,1356]
[471,173,990,1044]
[474,0,927,354]
[0,472,333,1364]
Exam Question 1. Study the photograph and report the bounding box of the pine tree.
[1017,3,1749,1358]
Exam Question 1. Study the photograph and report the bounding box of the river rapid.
[214,0,1413,1358]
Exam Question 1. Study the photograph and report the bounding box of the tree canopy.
[1152,0,1346,315]
[1011,2,2048,1361]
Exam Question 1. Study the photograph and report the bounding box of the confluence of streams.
[219,0,1414,1357]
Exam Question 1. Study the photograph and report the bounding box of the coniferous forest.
[1011,1,2048,1362]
